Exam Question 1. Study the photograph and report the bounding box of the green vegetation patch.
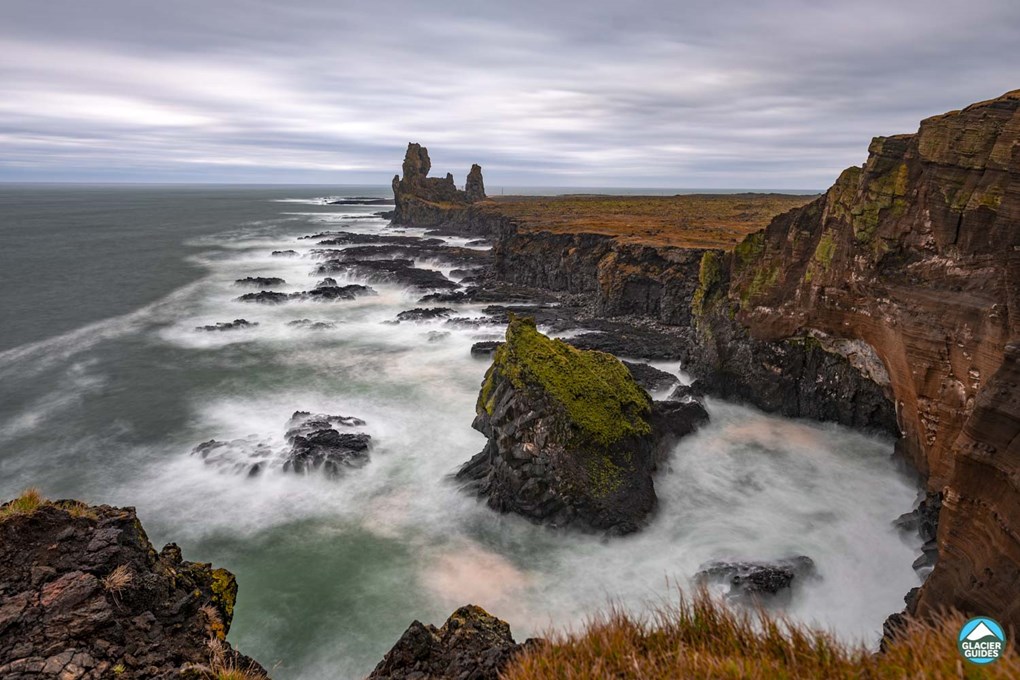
[492,316,652,448]
[812,230,837,271]
[691,250,722,318]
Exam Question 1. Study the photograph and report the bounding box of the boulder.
[368,605,534,680]
[234,276,285,287]
[696,556,817,604]
[456,316,705,534]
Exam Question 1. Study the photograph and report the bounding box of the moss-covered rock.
[458,316,706,534]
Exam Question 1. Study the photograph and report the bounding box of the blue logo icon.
[958,617,1005,664]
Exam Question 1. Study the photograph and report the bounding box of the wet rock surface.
[368,605,535,680]
[236,285,376,304]
[234,276,285,287]
[192,411,371,478]
[696,556,817,604]
[315,258,459,290]
[622,361,680,393]
[394,307,455,322]
[196,319,258,332]
[0,497,266,679]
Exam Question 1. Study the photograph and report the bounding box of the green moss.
[690,250,722,318]
[849,162,909,243]
[492,316,652,448]
[210,568,237,622]
[812,230,837,271]
[732,232,764,271]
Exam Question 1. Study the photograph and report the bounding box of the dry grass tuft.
[183,639,268,680]
[61,500,99,520]
[0,488,45,519]
[504,589,1019,679]
[103,564,133,594]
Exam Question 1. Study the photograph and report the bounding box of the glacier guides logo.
[958,617,1005,664]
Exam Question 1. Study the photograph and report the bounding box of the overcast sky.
[1,1,1018,189]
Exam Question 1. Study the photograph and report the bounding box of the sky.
[1,0,1018,189]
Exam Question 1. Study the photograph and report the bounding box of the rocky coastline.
[3,90,1017,678]
[389,89,1020,634]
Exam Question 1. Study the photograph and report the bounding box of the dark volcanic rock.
[565,324,687,361]
[270,249,298,257]
[316,258,458,290]
[391,143,488,227]
[291,284,376,301]
[368,605,532,680]
[236,291,289,304]
[234,276,285,287]
[470,341,504,358]
[622,361,680,393]
[0,495,266,680]
[394,307,455,322]
[315,232,445,247]
[325,197,393,205]
[315,277,339,287]
[696,556,817,604]
[192,411,370,478]
[456,316,705,534]
[287,319,337,330]
[196,319,259,332]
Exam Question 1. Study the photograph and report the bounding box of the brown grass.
[0,488,44,519]
[504,589,1018,679]
[102,564,134,594]
[183,636,268,680]
[477,193,815,248]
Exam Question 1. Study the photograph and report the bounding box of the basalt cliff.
[392,89,1020,628]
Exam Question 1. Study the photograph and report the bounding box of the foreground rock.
[368,605,535,680]
[456,316,707,534]
[696,556,817,605]
[0,492,266,679]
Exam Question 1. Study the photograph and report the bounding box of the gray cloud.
[1,0,1018,188]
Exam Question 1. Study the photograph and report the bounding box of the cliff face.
[391,143,488,227]
[390,91,1020,625]
[700,91,1020,623]
[0,492,266,679]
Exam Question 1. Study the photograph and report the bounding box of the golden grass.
[183,638,268,680]
[0,487,44,518]
[504,590,1018,679]
[477,193,815,249]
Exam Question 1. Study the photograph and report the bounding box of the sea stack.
[391,143,487,226]
[456,315,706,534]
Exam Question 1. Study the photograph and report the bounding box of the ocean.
[0,184,921,678]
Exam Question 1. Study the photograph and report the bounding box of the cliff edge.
[0,490,266,680]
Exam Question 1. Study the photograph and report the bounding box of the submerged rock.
[191,411,371,479]
[456,316,705,534]
[196,319,259,331]
[368,605,534,680]
[237,285,376,304]
[316,258,459,291]
[236,291,289,304]
[394,307,455,322]
[315,277,339,287]
[0,495,266,679]
[234,276,286,287]
[287,319,337,330]
[270,249,298,257]
[696,556,817,604]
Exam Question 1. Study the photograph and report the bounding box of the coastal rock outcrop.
[456,316,706,534]
[0,491,266,679]
[696,556,817,605]
[391,143,488,227]
[368,605,534,680]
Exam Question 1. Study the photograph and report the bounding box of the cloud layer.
[2,0,1018,188]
